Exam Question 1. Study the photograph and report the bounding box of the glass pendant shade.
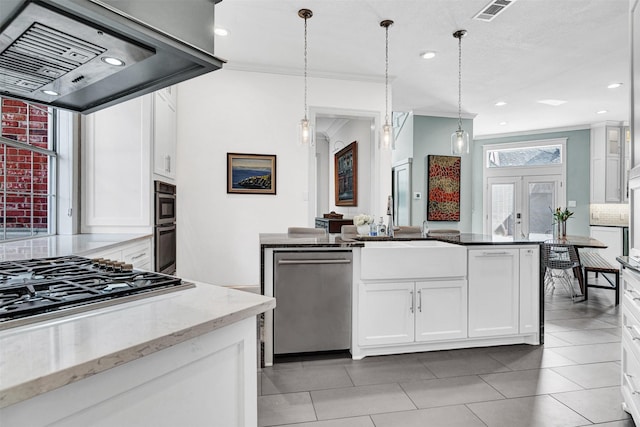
[298,118,314,146]
[381,121,394,150]
[451,128,469,155]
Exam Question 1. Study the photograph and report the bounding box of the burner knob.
[121,263,134,271]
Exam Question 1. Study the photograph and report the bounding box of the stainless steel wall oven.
[154,181,177,274]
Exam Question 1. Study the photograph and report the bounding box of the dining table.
[544,234,608,296]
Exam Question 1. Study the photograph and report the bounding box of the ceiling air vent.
[473,0,519,22]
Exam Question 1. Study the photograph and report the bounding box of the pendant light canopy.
[451,29,469,155]
[380,19,394,150]
[298,8,314,146]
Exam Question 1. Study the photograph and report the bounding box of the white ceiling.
[213,0,630,137]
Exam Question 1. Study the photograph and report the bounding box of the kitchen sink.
[360,239,467,280]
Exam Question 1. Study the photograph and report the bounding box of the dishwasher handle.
[277,258,352,265]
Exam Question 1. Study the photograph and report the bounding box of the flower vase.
[561,220,567,238]
[357,224,371,236]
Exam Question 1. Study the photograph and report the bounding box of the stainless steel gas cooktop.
[0,255,193,330]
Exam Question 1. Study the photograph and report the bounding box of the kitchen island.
[261,232,543,365]
[0,236,275,427]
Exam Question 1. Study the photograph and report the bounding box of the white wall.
[176,69,388,285]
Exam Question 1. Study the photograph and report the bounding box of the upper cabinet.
[153,86,177,182]
[81,95,153,233]
[591,122,629,203]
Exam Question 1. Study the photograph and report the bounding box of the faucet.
[387,195,394,237]
[422,220,429,237]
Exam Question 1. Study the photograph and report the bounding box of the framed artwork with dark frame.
[334,141,358,206]
[227,153,277,195]
[427,155,461,221]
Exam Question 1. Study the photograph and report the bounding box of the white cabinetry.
[519,247,540,334]
[358,279,467,347]
[358,282,415,346]
[468,248,519,337]
[590,226,625,266]
[591,122,626,203]
[153,86,177,181]
[621,267,640,422]
[468,246,540,338]
[0,316,259,427]
[81,96,152,234]
[85,238,152,271]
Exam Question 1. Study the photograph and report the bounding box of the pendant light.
[451,29,469,155]
[298,9,314,146]
[380,19,394,150]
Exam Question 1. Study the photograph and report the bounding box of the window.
[487,144,562,168]
[0,97,56,241]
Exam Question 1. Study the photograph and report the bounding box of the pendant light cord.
[385,24,389,124]
[303,15,308,121]
[457,33,463,132]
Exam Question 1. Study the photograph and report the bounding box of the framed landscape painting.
[427,155,460,221]
[334,141,357,206]
[227,153,276,195]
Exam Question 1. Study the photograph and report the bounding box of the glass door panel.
[525,178,556,240]
[487,178,519,238]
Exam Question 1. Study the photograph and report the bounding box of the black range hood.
[0,0,224,114]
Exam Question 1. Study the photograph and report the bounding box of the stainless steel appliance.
[273,250,352,355]
[0,0,224,113]
[0,255,193,330]
[154,181,176,275]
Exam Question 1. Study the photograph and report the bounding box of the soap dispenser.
[377,217,386,235]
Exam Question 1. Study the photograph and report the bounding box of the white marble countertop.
[0,282,275,408]
[0,233,151,261]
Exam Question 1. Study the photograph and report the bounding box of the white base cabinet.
[0,316,258,427]
[358,279,467,347]
[352,244,540,360]
[621,267,640,423]
[468,247,540,338]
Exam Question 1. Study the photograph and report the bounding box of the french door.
[486,175,562,239]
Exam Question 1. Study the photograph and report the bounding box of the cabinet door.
[519,247,540,334]
[468,248,519,337]
[153,90,177,180]
[82,96,152,232]
[358,282,414,346]
[606,156,622,202]
[415,279,467,342]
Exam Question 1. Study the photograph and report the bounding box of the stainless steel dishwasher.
[273,250,352,355]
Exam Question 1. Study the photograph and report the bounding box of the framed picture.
[427,155,460,221]
[334,141,358,206]
[227,153,276,195]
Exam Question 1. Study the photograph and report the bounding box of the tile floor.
[258,281,636,427]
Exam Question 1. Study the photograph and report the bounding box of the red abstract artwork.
[427,155,461,221]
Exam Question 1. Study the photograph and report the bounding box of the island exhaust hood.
[0,0,224,113]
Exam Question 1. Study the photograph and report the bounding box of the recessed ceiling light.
[101,56,125,66]
[499,121,507,125]
[214,28,229,36]
[421,51,436,59]
[537,99,567,106]
[597,110,608,114]
[42,90,59,96]
[495,101,507,107]
[607,83,623,89]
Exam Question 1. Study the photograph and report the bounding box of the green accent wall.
[412,115,474,231]
[472,129,591,236]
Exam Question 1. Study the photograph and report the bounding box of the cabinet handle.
[480,251,511,256]
[417,289,422,312]
[624,374,640,394]
[131,252,147,261]
[165,155,171,173]
[409,290,414,313]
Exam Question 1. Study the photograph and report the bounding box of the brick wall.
[0,98,50,231]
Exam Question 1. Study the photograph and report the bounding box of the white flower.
[353,214,374,226]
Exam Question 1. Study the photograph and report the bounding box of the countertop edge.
[0,286,275,409]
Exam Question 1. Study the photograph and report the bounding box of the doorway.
[483,138,567,239]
